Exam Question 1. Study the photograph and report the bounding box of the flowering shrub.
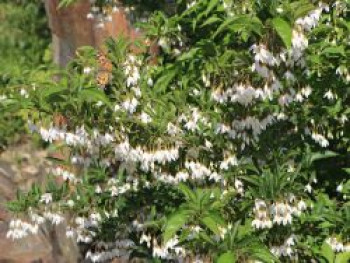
[7,0,350,262]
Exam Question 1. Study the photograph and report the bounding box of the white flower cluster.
[140,111,152,124]
[30,123,117,167]
[40,193,53,204]
[211,81,283,106]
[252,197,307,229]
[231,115,275,140]
[36,125,89,145]
[153,236,187,260]
[185,161,218,181]
[295,3,327,31]
[52,166,77,182]
[311,132,329,148]
[6,219,39,240]
[156,161,221,184]
[179,107,210,132]
[215,114,276,150]
[324,89,337,101]
[140,232,152,247]
[216,223,232,240]
[115,139,180,173]
[220,154,238,170]
[107,178,139,196]
[0,94,7,101]
[247,4,328,114]
[43,211,65,225]
[252,199,273,229]
[271,201,293,225]
[167,122,182,136]
[270,235,297,259]
[150,156,240,185]
[71,154,92,166]
[234,179,244,195]
[29,210,45,225]
[155,171,187,184]
[186,0,197,9]
[115,54,142,114]
[86,1,120,26]
[33,123,114,150]
[290,4,326,65]
[73,216,99,244]
[326,237,350,252]
[252,44,279,70]
[212,83,255,106]
[251,44,284,79]
[85,240,134,262]
[20,88,29,98]
[336,66,350,82]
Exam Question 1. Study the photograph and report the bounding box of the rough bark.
[0,142,80,263]
[44,0,140,66]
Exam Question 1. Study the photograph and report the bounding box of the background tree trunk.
[44,0,141,66]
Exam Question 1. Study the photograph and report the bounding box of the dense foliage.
[6,0,350,262]
[0,0,50,74]
[0,0,51,150]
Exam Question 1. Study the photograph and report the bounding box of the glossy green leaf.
[321,242,335,263]
[217,251,236,263]
[178,183,197,202]
[335,252,350,263]
[271,17,292,49]
[322,46,346,57]
[79,88,111,107]
[205,0,219,15]
[201,216,220,235]
[163,211,189,243]
[154,68,177,92]
[310,151,338,163]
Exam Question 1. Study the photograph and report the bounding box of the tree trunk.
[44,0,141,66]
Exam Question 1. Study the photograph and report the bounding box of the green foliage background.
[0,0,51,150]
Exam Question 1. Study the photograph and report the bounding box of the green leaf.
[292,1,315,19]
[342,168,350,174]
[206,211,226,226]
[322,46,345,57]
[213,15,263,38]
[217,251,236,263]
[201,216,220,235]
[154,68,177,93]
[321,242,335,263]
[199,232,215,245]
[319,222,336,229]
[251,247,279,262]
[178,183,197,202]
[271,17,292,49]
[58,0,77,8]
[310,151,338,163]
[163,211,189,242]
[205,0,219,15]
[177,48,200,61]
[201,16,221,27]
[40,86,65,99]
[79,88,111,107]
[335,252,350,263]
